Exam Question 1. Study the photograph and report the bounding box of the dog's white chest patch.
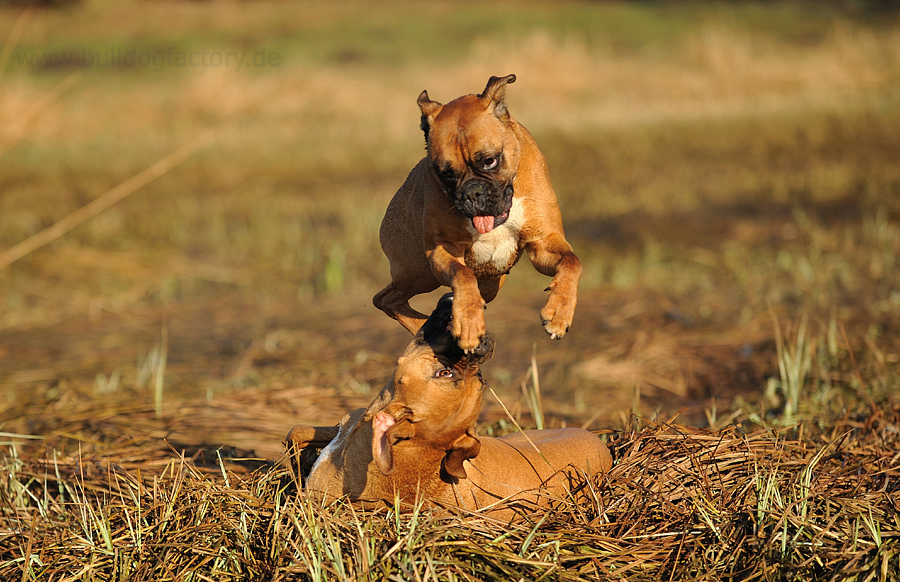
[466,198,524,272]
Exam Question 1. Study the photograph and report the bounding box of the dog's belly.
[464,198,524,278]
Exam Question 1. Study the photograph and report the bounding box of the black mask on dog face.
[418,293,494,365]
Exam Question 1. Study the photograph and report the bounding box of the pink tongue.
[473,215,495,234]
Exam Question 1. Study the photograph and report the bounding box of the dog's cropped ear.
[417,90,443,143]
[479,74,516,121]
[372,410,416,476]
[442,428,482,481]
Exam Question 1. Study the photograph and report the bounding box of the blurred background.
[1,0,898,458]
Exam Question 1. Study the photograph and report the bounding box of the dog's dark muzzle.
[454,179,514,226]
[420,293,495,363]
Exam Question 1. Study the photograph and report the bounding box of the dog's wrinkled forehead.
[416,293,493,365]
[431,101,505,153]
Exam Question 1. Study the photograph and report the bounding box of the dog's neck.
[377,442,450,500]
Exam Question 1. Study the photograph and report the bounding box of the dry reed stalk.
[0,73,80,161]
[0,8,33,82]
[0,132,215,271]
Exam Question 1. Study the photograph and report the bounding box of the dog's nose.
[470,334,495,360]
[462,181,486,199]
[457,180,493,211]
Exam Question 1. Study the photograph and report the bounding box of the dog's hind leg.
[285,425,340,486]
[373,280,438,334]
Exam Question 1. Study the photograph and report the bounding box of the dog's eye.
[434,368,455,379]
[482,157,499,171]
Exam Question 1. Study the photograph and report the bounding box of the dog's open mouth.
[472,210,507,234]
[455,178,515,234]
[471,194,513,234]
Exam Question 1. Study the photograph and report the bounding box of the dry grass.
[1,1,900,579]
[1,402,897,581]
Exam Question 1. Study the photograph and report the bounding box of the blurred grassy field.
[1,1,900,580]
[1,0,899,438]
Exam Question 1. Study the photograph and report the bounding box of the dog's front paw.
[452,294,487,352]
[540,283,576,340]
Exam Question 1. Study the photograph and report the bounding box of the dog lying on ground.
[373,75,582,352]
[286,294,611,519]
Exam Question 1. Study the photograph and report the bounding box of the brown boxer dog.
[373,74,582,352]
[286,293,612,521]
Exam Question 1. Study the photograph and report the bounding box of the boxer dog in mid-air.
[373,74,581,351]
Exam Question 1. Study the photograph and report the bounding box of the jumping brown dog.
[373,75,582,352]
[286,294,611,520]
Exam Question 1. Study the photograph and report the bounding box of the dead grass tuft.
[1,401,897,580]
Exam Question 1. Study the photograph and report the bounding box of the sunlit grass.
[1,2,899,578]
[2,418,897,580]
